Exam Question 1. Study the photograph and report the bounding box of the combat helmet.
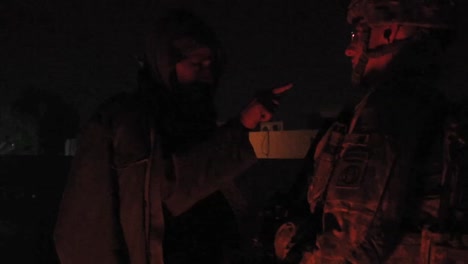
[347,0,456,28]
[346,0,456,86]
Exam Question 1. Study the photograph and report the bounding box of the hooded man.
[54,9,292,264]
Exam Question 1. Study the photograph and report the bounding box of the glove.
[276,215,319,264]
[240,83,293,129]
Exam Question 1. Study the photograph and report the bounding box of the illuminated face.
[175,47,214,85]
[345,19,417,78]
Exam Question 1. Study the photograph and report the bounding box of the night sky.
[1,0,468,131]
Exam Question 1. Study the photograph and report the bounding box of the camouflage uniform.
[276,1,468,263]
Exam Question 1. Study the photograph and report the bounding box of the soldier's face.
[175,47,214,85]
[345,19,416,78]
[345,21,367,70]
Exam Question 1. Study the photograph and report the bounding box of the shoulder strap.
[307,122,348,213]
[144,120,166,264]
[439,107,468,231]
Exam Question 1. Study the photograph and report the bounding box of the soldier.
[274,0,468,263]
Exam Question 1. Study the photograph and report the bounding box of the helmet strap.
[351,25,370,87]
[366,38,409,58]
[366,24,407,58]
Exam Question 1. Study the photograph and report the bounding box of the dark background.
[2,0,467,128]
[1,0,468,263]
[0,0,357,131]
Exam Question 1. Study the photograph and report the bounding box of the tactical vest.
[306,90,468,263]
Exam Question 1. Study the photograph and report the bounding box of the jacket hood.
[143,9,225,91]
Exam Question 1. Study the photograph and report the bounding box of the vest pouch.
[308,122,347,212]
[420,226,468,264]
[333,133,370,189]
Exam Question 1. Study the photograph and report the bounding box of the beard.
[173,82,216,124]
[164,82,217,152]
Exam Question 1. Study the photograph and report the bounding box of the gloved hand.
[240,83,293,129]
[275,214,319,264]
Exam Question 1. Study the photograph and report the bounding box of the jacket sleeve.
[163,119,257,216]
[53,110,128,264]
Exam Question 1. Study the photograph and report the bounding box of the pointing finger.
[272,83,293,95]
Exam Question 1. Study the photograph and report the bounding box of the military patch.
[335,147,369,188]
[337,165,362,186]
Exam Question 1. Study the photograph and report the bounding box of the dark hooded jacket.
[53,10,256,264]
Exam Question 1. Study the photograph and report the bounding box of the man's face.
[345,19,416,78]
[175,47,214,85]
[172,46,217,134]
